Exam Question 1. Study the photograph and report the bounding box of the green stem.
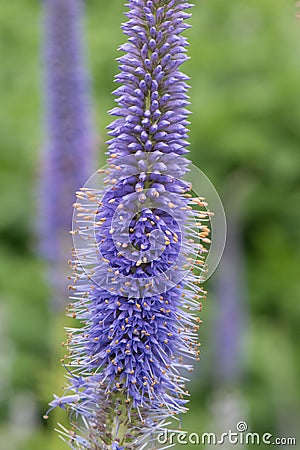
[111,396,130,448]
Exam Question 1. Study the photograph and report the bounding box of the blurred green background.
[0,0,300,449]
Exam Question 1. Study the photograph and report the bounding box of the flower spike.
[49,1,211,448]
[40,0,95,310]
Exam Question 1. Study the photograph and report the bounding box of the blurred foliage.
[0,0,300,449]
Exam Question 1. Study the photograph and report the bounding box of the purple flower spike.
[50,0,211,448]
[40,0,95,309]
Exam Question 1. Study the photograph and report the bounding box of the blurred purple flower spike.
[49,0,211,448]
[40,0,95,310]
